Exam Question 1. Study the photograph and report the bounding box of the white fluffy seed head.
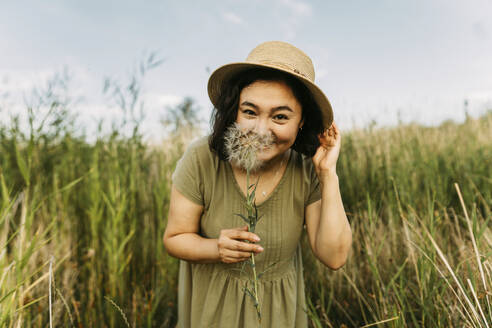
[224,123,274,172]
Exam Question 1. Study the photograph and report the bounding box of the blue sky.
[1,0,491,141]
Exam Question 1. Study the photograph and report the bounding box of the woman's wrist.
[318,168,338,187]
[193,237,221,264]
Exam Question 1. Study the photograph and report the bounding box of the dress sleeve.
[305,161,321,206]
[172,143,204,206]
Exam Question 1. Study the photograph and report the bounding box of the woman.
[163,41,352,327]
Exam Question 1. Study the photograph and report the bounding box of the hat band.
[251,59,311,80]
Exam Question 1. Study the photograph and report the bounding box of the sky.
[1,0,491,142]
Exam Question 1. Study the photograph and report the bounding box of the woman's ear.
[299,120,304,130]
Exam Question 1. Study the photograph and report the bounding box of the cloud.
[0,69,56,94]
[221,11,244,25]
[472,21,489,40]
[278,0,312,16]
[275,0,313,39]
[465,90,492,102]
[145,92,182,108]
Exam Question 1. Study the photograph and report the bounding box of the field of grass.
[0,84,490,326]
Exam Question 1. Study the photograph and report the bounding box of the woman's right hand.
[217,225,264,263]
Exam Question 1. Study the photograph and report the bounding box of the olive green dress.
[172,137,321,328]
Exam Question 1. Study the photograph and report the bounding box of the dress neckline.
[226,150,293,208]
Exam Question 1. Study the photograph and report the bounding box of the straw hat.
[207,40,333,129]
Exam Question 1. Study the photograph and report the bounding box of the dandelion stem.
[251,252,261,321]
[246,168,261,322]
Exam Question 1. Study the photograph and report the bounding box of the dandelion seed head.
[224,123,274,172]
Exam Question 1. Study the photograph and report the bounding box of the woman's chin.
[256,151,274,163]
[256,149,284,166]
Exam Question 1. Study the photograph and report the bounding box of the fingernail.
[258,246,264,252]
[254,236,260,242]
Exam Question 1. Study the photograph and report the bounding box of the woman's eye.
[273,114,288,120]
[243,109,256,116]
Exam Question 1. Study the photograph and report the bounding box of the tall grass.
[303,113,491,327]
[0,69,490,326]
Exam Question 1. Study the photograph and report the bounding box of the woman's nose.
[253,119,270,135]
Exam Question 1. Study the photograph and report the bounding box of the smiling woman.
[163,41,352,328]
[237,80,303,163]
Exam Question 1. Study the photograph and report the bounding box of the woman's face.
[236,80,304,164]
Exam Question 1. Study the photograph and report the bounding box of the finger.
[222,246,252,258]
[231,240,264,253]
[222,256,243,263]
[320,127,336,140]
[318,132,328,146]
[242,241,264,253]
[231,250,254,259]
[223,247,259,263]
[326,134,336,146]
[332,122,339,135]
[324,126,338,143]
[224,255,251,263]
[229,230,260,243]
[233,240,262,253]
[331,123,339,136]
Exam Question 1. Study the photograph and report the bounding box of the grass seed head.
[224,123,274,172]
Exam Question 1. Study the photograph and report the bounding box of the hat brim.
[207,62,333,129]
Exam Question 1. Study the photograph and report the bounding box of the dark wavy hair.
[209,67,324,160]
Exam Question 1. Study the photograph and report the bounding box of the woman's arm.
[305,173,352,270]
[305,121,352,270]
[163,186,219,263]
[163,186,263,264]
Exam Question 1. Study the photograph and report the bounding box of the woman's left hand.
[312,121,341,179]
